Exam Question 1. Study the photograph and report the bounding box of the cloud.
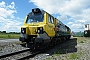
[68,22,73,25]
[0,1,22,32]
[30,0,90,32]
[0,1,5,7]
[0,18,22,32]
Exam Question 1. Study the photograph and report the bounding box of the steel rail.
[0,49,30,59]
[17,50,41,60]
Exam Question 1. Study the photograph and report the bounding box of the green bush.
[0,33,20,39]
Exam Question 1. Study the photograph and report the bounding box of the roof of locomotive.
[27,8,45,16]
[27,8,70,29]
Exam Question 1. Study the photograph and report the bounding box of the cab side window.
[48,15,51,23]
[51,17,54,23]
[48,15,54,24]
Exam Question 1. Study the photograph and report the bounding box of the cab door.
[47,14,55,37]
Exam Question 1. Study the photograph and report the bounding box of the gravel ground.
[0,43,29,56]
[0,37,90,60]
[0,42,30,60]
[29,37,90,60]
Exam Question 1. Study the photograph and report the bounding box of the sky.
[0,0,90,32]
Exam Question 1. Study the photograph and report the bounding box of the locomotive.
[19,8,71,49]
[84,24,90,37]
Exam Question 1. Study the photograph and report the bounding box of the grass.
[0,46,2,50]
[80,41,84,43]
[45,57,52,60]
[0,33,20,39]
[69,53,78,59]
[76,37,87,43]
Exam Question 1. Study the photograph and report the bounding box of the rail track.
[0,48,39,60]
[0,47,49,60]
[0,49,30,59]
[0,38,73,60]
[17,50,42,60]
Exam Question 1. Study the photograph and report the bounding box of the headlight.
[37,27,43,34]
[85,31,87,34]
[40,27,43,30]
[37,30,40,33]
[21,28,26,34]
